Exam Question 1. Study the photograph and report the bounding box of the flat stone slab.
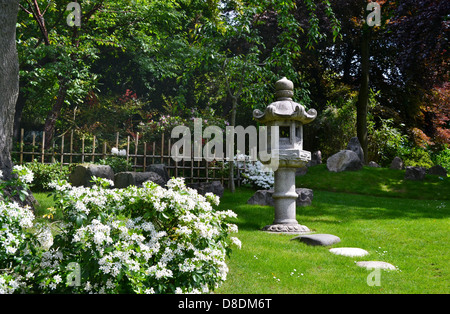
[356,261,398,271]
[329,247,369,257]
[291,234,341,246]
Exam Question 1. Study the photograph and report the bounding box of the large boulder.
[404,166,426,181]
[69,164,114,187]
[247,189,274,206]
[427,165,447,177]
[346,137,364,165]
[146,164,170,184]
[187,181,224,198]
[114,171,165,188]
[247,188,313,207]
[326,150,363,172]
[390,156,404,170]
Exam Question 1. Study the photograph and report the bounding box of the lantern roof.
[253,77,317,124]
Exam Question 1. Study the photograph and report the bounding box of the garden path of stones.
[290,233,398,271]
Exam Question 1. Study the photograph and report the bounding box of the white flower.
[36,224,54,250]
[13,165,34,184]
[166,177,186,190]
[111,148,126,156]
[230,237,242,249]
[227,223,238,233]
[74,200,89,215]
[205,192,220,206]
[53,275,62,284]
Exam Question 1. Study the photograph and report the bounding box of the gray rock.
[368,161,381,168]
[69,164,114,187]
[346,137,364,165]
[142,172,167,187]
[427,165,447,177]
[326,150,363,172]
[295,167,308,176]
[390,156,404,170]
[187,181,224,198]
[296,188,314,206]
[307,150,322,167]
[404,166,426,181]
[146,164,169,184]
[247,189,274,206]
[291,234,341,246]
[114,171,165,188]
[247,188,313,207]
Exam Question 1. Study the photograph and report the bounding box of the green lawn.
[214,166,450,294]
[32,166,450,294]
[296,164,450,200]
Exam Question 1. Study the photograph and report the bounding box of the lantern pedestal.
[254,77,317,234]
[262,165,311,234]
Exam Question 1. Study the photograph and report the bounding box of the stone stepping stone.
[356,261,398,271]
[329,247,369,257]
[291,234,341,246]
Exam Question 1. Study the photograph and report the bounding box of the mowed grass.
[215,166,450,294]
[296,164,450,200]
[32,166,450,294]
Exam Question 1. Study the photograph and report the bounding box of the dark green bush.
[25,161,71,192]
[96,156,132,173]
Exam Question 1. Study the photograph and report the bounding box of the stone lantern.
[253,77,317,233]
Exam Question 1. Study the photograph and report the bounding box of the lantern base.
[262,223,311,234]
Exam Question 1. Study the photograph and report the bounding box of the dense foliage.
[13,0,450,167]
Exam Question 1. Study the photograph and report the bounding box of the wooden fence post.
[19,128,24,165]
[70,131,73,164]
[41,132,45,163]
[91,135,96,163]
[126,136,130,166]
[81,136,85,163]
[60,134,64,168]
[31,132,36,162]
[134,132,139,170]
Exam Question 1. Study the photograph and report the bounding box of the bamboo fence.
[13,129,248,185]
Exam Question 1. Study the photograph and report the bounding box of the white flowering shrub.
[0,167,43,294]
[0,169,239,294]
[0,201,38,293]
[0,168,241,293]
[46,177,239,294]
[234,155,274,190]
[0,165,34,203]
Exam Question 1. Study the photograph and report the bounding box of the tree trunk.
[43,79,68,148]
[0,0,20,181]
[13,84,26,141]
[356,26,370,165]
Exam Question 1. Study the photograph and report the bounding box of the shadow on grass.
[300,191,450,223]
[220,187,450,232]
